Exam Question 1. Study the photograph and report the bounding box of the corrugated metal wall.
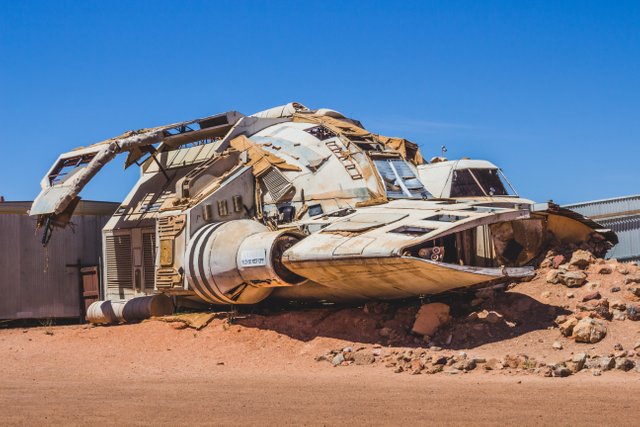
[564,195,640,219]
[0,201,116,320]
[564,195,640,263]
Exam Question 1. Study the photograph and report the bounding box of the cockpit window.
[450,168,517,197]
[373,158,431,199]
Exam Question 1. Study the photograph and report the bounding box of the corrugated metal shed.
[564,195,640,262]
[0,200,118,320]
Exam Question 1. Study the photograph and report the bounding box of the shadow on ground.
[234,291,571,349]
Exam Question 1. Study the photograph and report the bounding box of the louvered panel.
[142,232,156,292]
[261,167,293,202]
[105,234,133,294]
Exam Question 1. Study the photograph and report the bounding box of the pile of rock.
[315,346,381,366]
[380,350,485,375]
[543,344,640,377]
[312,246,640,378]
[542,249,640,343]
[316,344,640,378]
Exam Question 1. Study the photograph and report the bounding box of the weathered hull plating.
[30,102,617,307]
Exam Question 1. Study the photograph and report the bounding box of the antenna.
[441,145,447,157]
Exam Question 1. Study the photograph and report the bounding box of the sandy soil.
[2,256,639,425]
[1,318,639,426]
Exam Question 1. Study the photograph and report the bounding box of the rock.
[454,359,477,371]
[625,275,640,285]
[584,357,600,370]
[540,366,554,377]
[599,357,615,371]
[569,250,595,269]
[546,269,561,284]
[343,346,353,353]
[541,291,551,299]
[566,292,575,299]
[424,364,443,374]
[571,353,587,372]
[353,351,375,365]
[615,358,635,371]
[393,366,404,373]
[552,255,566,269]
[552,341,563,350]
[611,286,621,293]
[559,317,579,337]
[634,342,640,351]
[589,300,612,321]
[566,353,587,374]
[331,353,345,366]
[505,355,535,370]
[412,303,451,337]
[429,346,442,352]
[596,265,613,274]
[592,369,602,376]
[572,318,607,343]
[612,309,627,321]
[614,350,627,358]
[431,356,446,365]
[614,343,624,351]
[552,365,572,377]
[582,291,601,302]
[484,358,504,370]
[611,301,626,310]
[409,359,424,372]
[627,305,640,321]
[400,350,413,362]
[559,271,588,288]
[616,264,629,275]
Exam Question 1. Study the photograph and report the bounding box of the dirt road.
[1,322,639,426]
[2,369,639,426]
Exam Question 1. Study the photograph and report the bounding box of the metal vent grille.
[142,232,156,292]
[105,234,133,293]
[261,167,293,202]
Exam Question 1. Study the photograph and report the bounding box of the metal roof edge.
[563,194,640,208]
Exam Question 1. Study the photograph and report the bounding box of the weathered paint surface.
[28,103,617,305]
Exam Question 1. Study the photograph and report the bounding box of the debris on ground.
[154,312,221,330]
[308,247,640,377]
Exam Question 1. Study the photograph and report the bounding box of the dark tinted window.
[450,169,484,197]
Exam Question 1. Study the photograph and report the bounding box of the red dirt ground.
[1,258,639,425]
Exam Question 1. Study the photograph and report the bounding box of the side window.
[450,169,484,197]
[373,158,430,199]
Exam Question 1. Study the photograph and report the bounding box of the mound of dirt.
[218,249,640,377]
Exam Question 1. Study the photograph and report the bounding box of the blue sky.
[0,0,638,204]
